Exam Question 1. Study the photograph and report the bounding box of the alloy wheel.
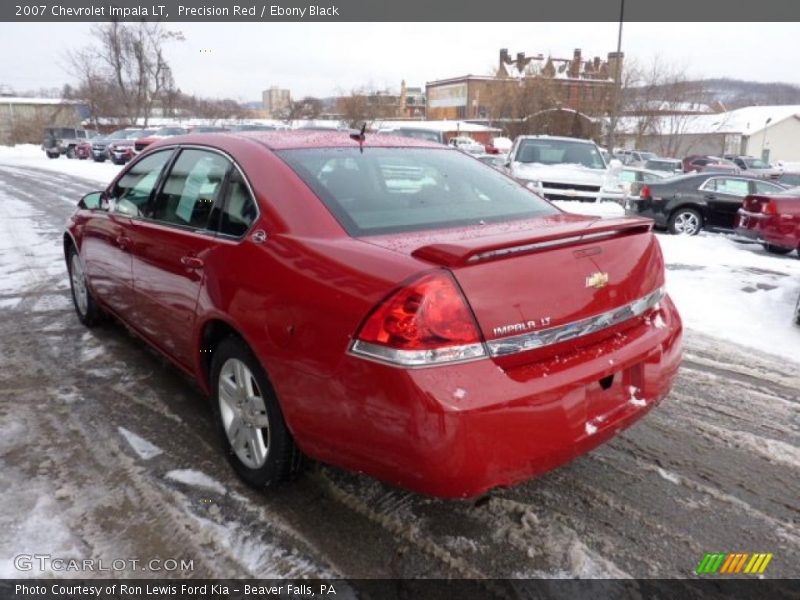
[218,358,271,469]
[673,211,700,235]
[70,253,88,316]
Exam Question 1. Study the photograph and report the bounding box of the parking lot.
[1,157,798,579]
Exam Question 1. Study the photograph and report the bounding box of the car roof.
[515,135,596,144]
[156,130,446,151]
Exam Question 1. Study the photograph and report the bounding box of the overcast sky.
[1,22,798,101]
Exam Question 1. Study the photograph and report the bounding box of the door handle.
[180,255,204,269]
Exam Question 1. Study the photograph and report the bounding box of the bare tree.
[285,96,323,120]
[616,57,712,155]
[483,74,560,138]
[72,20,183,126]
[338,87,400,128]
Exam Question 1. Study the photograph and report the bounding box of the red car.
[736,188,800,255]
[64,132,683,498]
[682,155,739,174]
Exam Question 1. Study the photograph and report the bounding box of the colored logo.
[696,552,773,575]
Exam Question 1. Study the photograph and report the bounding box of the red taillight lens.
[351,272,486,366]
[639,185,651,199]
[764,201,778,215]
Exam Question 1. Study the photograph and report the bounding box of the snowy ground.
[0,147,798,580]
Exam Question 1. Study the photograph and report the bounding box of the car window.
[218,169,258,237]
[642,172,662,182]
[149,149,230,229]
[618,170,637,183]
[753,180,783,194]
[278,147,558,236]
[109,150,173,217]
[715,178,749,196]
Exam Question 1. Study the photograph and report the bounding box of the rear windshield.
[278,147,558,236]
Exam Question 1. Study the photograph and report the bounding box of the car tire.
[47,152,59,159]
[795,294,800,326]
[66,147,76,159]
[210,336,302,490]
[668,208,703,236]
[93,157,106,163]
[763,243,793,256]
[67,245,103,327]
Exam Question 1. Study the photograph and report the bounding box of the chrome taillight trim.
[349,340,487,368]
[486,287,665,357]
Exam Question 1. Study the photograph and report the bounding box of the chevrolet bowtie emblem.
[585,272,609,289]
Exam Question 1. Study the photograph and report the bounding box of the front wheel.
[67,246,102,326]
[764,243,793,256]
[47,151,59,159]
[210,337,301,489]
[66,147,76,159]
[668,208,703,236]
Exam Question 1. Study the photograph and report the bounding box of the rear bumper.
[736,210,797,249]
[625,199,668,227]
[282,294,683,498]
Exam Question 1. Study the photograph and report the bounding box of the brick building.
[426,48,622,122]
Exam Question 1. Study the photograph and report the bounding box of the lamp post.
[760,117,772,163]
[606,0,625,152]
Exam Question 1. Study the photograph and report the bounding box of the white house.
[618,105,800,162]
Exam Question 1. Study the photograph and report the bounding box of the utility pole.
[605,0,624,152]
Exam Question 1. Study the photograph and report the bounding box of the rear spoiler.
[411,217,653,267]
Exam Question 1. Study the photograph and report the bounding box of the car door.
[129,147,233,369]
[80,150,174,319]
[701,177,750,229]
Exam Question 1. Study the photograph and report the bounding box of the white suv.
[506,135,625,203]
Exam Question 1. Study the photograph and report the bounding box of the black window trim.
[133,143,261,241]
[108,147,177,219]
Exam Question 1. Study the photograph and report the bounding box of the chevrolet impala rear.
[276,142,682,497]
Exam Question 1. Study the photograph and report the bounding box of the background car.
[134,126,188,152]
[448,136,485,155]
[108,129,154,164]
[506,135,625,203]
[618,167,669,198]
[64,130,681,499]
[722,155,781,179]
[41,127,93,159]
[643,158,683,175]
[475,153,508,170]
[626,172,786,235]
[189,125,229,134]
[735,186,800,255]
[91,128,148,163]
[682,155,739,174]
[616,149,657,167]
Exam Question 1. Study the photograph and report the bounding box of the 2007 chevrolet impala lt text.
[63,131,682,498]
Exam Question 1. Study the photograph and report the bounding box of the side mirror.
[78,191,104,210]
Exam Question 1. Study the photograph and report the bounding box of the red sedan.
[64,131,682,498]
[736,188,800,255]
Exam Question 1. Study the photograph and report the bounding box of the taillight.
[639,185,651,199]
[350,271,486,367]
[764,201,778,215]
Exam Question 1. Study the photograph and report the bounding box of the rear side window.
[278,147,557,236]
[110,150,173,217]
[218,169,258,237]
[753,180,783,194]
[715,178,749,196]
[149,149,230,229]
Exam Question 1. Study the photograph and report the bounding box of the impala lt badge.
[585,272,610,289]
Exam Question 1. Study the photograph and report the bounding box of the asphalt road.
[1,165,798,582]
